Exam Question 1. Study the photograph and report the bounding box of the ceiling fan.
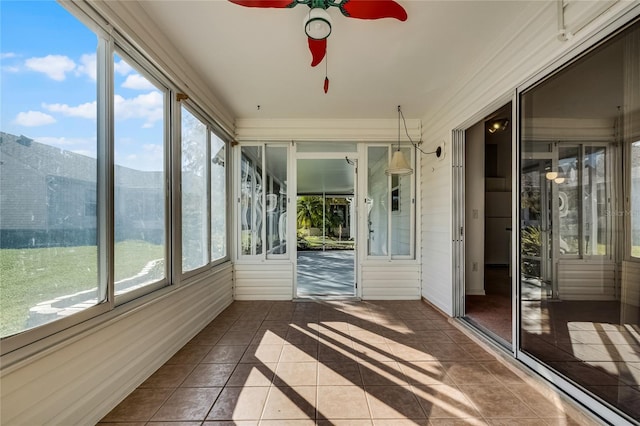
[229,0,408,93]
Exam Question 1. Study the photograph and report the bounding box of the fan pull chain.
[324,51,329,93]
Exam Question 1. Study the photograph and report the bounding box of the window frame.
[365,143,416,260]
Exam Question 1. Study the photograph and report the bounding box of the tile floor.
[99,300,595,425]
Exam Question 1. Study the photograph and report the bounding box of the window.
[181,107,209,272]
[0,2,101,338]
[367,146,414,258]
[181,107,229,272]
[211,132,227,262]
[239,144,288,259]
[114,52,167,297]
[0,2,230,353]
[519,19,639,421]
[632,141,640,258]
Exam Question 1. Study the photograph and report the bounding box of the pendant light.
[386,106,413,176]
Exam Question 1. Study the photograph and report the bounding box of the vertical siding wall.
[419,1,639,315]
[0,265,233,425]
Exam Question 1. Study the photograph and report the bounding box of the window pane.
[240,146,263,256]
[631,141,639,258]
[181,107,208,271]
[367,146,388,256]
[557,146,579,255]
[114,54,166,296]
[265,146,287,256]
[0,2,101,337]
[391,148,411,256]
[584,146,608,256]
[520,21,640,420]
[211,132,226,262]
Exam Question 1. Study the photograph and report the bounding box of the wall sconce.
[487,118,509,133]
[385,106,444,175]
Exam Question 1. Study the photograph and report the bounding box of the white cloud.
[14,111,56,127]
[114,60,133,76]
[115,144,164,171]
[122,73,156,90]
[114,91,163,127]
[1,52,17,59]
[2,65,20,73]
[76,53,97,81]
[25,55,76,81]
[43,101,97,119]
[34,136,97,159]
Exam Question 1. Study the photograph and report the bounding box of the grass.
[298,235,355,250]
[0,240,163,338]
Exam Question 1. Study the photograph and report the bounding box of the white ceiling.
[136,0,536,120]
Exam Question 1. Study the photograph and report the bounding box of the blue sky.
[1,1,164,171]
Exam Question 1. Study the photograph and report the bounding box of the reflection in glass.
[367,147,389,256]
[631,141,640,258]
[520,21,640,421]
[391,148,412,256]
[265,146,287,256]
[241,146,263,256]
[114,54,166,295]
[211,132,226,261]
[181,107,208,272]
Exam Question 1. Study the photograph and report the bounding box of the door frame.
[292,150,360,299]
[451,95,517,355]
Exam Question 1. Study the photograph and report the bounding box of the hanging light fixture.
[487,118,509,133]
[304,7,332,40]
[386,106,413,176]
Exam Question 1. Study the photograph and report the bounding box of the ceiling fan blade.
[308,37,326,67]
[228,0,296,8]
[338,0,407,21]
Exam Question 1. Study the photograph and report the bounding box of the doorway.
[295,157,357,297]
[463,102,514,346]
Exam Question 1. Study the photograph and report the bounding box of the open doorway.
[464,102,513,345]
[296,158,356,297]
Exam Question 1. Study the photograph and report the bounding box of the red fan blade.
[308,37,326,67]
[228,0,295,8]
[339,0,407,21]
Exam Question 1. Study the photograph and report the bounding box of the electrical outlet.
[472,262,478,271]
[473,209,479,219]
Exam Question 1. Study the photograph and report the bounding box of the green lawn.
[0,241,163,338]
[298,235,355,250]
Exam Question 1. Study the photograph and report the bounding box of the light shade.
[385,150,413,175]
[304,8,332,40]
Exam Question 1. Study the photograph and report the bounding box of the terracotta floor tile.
[365,385,426,419]
[150,387,222,421]
[181,363,236,387]
[101,388,174,422]
[317,361,363,386]
[412,384,481,419]
[457,384,537,419]
[399,361,452,385]
[139,364,195,388]
[226,363,276,387]
[316,385,371,419]
[279,344,318,362]
[206,386,269,420]
[441,362,501,385]
[261,386,317,420]
[99,301,597,425]
[202,345,247,364]
[240,344,283,364]
[274,362,318,386]
[359,361,409,386]
[166,343,213,365]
